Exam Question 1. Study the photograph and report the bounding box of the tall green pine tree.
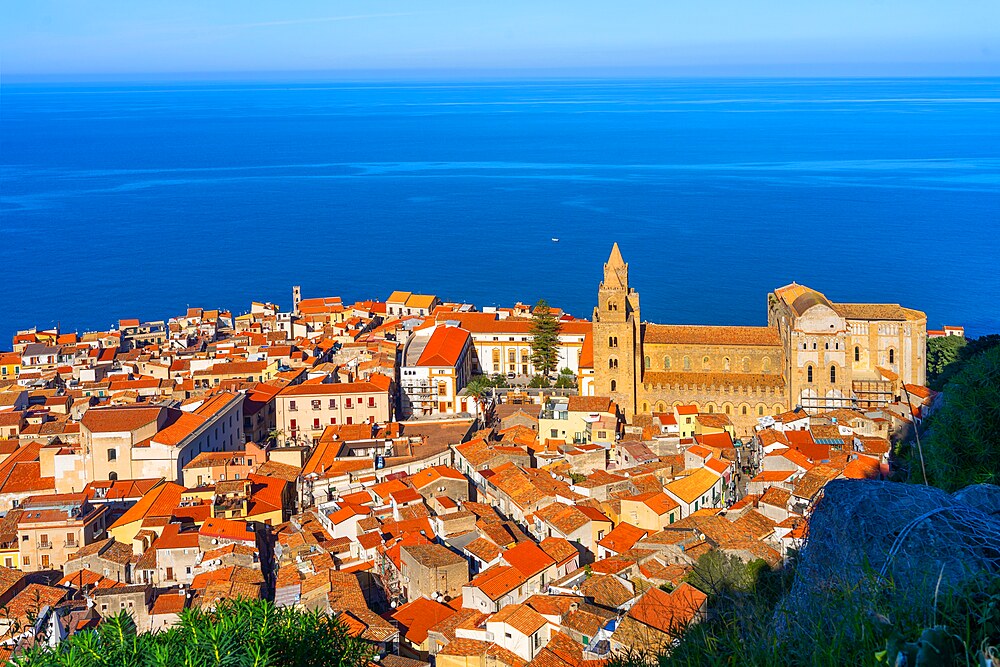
[530,299,561,377]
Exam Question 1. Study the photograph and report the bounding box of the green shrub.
[921,345,1000,490]
[15,598,374,667]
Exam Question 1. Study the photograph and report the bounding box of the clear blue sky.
[2,0,999,79]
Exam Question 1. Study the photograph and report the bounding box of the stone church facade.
[587,244,926,434]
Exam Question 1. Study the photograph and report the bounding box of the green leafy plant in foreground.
[14,598,374,667]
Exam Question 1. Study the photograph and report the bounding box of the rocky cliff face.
[778,479,1000,635]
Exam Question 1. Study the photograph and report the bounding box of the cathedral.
[584,244,927,434]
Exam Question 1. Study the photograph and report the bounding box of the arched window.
[743,357,751,372]
[608,358,618,370]
[855,346,860,362]
[607,300,614,311]
[889,348,895,364]
[663,356,671,370]
[610,380,617,392]
[723,357,730,372]
[642,402,649,412]
[644,356,650,369]
[825,342,829,350]
[608,336,615,348]
[742,405,748,415]
[830,365,837,383]
[807,365,813,383]
[683,356,691,371]
[758,405,765,416]
[725,404,732,415]
[762,357,771,373]
[109,471,118,481]
[702,356,711,370]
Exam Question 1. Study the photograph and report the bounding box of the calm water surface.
[2,78,999,339]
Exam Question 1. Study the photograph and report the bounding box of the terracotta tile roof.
[791,464,842,501]
[628,491,680,515]
[3,584,67,627]
[191,565,264,589]
[391,597,456,644]
[535,502,591,535]
[84,478,163,501]
[465,537,502,563]
[467,565,526,601]
[199,517,257,543]
[401,542,465,568]
[109,482,185,530]
[538,537,578,566]
[151,593,187,615]
[572,470,626,489]
[732,510,776,540]
[57,568,126,591]
[579,573,633,608]
[664,469,720,505]
[625,582,707,634]
[488,603,547,636]
[502,541,555,578]
[643,324,781,347]
[408,465,467,489]
[0,461,55,494]
[562,608,606,638]
[427,606,487,642]
[857,436,891,456]
[566,396,614,414]
[415,327,470,367]
[759,485,792,507]
[841,454,882,480]
[833,303,908,321]
[80,406,162,433]
[438,639,527,667]
[597,522,648,554]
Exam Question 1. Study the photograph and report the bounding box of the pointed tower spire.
[603,243,628,290]
[608,242,625,268]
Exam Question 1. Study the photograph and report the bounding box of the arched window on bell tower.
[610,380,617,392]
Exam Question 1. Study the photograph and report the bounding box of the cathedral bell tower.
[593,243,641,419]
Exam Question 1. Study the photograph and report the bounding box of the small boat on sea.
[551,238,559,242]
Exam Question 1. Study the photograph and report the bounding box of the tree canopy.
[529,299,561,377]
[926,335,966,388]
[927,334,1000,391]
[922,344,1000,491]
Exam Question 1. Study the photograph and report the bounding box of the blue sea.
[2,77,999,341]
